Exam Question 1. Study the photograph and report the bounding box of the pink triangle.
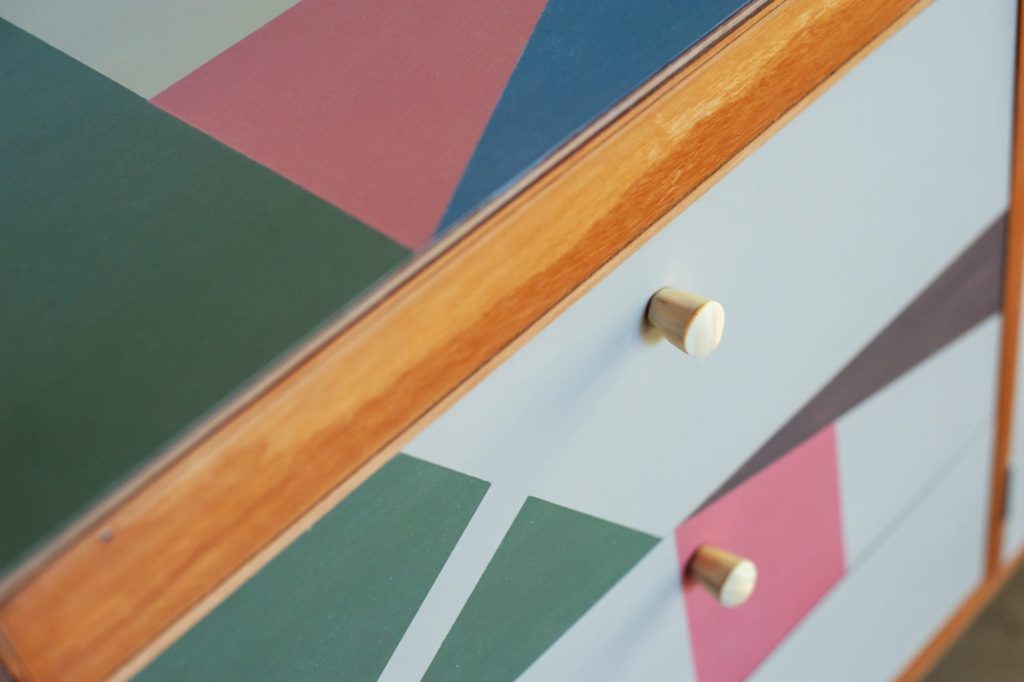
[152,0,547,249]
[675,425,847,682]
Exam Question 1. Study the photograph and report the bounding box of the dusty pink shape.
[152,0,546,249]
[675,425,846,682]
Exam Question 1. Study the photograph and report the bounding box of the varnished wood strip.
[702,214,1007,511]
[987,0,1024,577]
[0,632,27,682]
[0,1,929,680]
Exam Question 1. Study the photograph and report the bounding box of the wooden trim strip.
[987,0,1024,577]
[0,0,931,680]
[0,632,27,682]
[703,215,1007,511]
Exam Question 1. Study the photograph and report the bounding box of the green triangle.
[0,18,408,572]
[424,497,658,681]
[138,455,488,681]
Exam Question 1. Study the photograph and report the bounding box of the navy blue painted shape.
[435,0,753,235]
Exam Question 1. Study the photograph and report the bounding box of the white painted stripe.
[377,484,526,682]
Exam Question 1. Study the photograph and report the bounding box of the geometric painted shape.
[752,425,992,681]
[0,19,407,572]
[435,0,752,234]
[702,215,1006,511]
[521,539,698,680]
[0,0,302,98]
[137,455,489,681]
[152,0,547,249]
[836,316,1001,564]
[675,426,846,682]
[424,497,658,681]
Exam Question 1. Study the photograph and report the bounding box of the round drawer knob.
[646,288,725,357]
[688,545,758,608]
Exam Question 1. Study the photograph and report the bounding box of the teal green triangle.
[0,18,408,572]
[424,497,658,681]
[137,455,488,681]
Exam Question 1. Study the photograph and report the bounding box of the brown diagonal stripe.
[699,213,1007,511]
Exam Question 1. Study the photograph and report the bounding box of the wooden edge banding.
[897,546,1024,681]
[0,630,29,682]
[0,0,932,680]
[987,0,1024,577]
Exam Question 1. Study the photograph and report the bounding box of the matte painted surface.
[753,429,991,681]
[436,0,752,233]
[522,540,697,681]
[378,485,526,680]
[153,0,546,249]
[139,455,488,681]
[0,21,407,572]
[676,426,845,682]
[410,0,1015,537]
[707,216,1005,509]
[423,497,657,681]
[516,296,1001,682]
[0,0,300,98]
[837,316,1001,562]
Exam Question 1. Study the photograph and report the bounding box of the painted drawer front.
[675,427,846,682]
[679,300,999,679]
[752,426,992,681]
[524,313,999,680]
[836,315,1001,564]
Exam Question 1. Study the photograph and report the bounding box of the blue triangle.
[435,0,752,235]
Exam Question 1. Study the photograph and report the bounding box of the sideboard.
[2,0,1023,680]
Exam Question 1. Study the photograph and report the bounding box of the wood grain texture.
[0,632,27,682]
[988,0,1024,577]
[0,0,929,680]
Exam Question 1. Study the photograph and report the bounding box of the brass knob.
[688,545,757,608]
[647,288,725,357]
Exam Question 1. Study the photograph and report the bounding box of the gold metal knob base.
[647,288,725,358]
[688,545,757,608]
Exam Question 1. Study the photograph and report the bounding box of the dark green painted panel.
[138,455,488,681]
[0,20,408,571]
[424,497,658,681]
